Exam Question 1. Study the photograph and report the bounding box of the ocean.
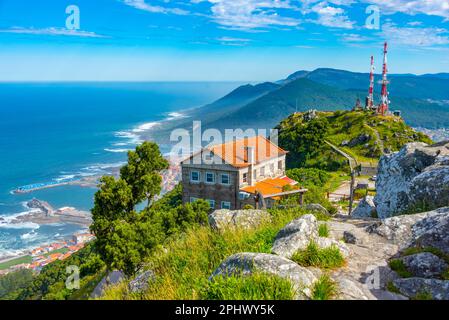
[0,82,241,259]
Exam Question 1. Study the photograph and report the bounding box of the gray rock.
[271,214,318,258]
[91,271,125,298]
[352,196,377,219]
[210,253,318,299]
[315,237,350,258]
[208,209,270,232]
[368,207,449,252]
[348,133,371,148]
[393,278,449,300]
[335,278,369,300]
[343,231,358,244]
[374,141,449,218]
[128,270,155,294]
[400,253,448,278]
[303,203,330,216]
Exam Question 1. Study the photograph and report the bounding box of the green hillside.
[277,110,432,170]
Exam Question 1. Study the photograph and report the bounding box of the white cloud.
[364,0,449,19]
[309,2,354,29]
[216,36,252,45]
[122,0,189,15]
[0,27,107,38]
[191,0,300,30]
[340,33,369,42]
[381,23,449,47]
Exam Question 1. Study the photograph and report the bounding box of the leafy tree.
[120,141,169,206]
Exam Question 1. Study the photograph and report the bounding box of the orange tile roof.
[241,177,296,198]
[205,136,287,168]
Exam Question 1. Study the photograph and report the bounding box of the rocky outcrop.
[368,207,449,252]
[374,141,449,218]
[210,253,318,299]
[271,214,350,259]
[27,198,54,216]
[208,209,270,232]
[352,196,377,219]
[399,253,448,278]
[393,278,449,300]
[315,237,350,258]
[303,204,330,216]
[128,270,155,294]
[271,215,318,258]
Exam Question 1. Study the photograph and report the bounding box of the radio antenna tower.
[365,55,375,110]
[378,42,390,116]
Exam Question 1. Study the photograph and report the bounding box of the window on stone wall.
[260,166,265,177]
[243,173,248,183]
[221,173,230,185]
[205,172,215,184]
[278,160,283,171]
[221,201,231,209]
[208,199,215,209]
[190,171,200,183]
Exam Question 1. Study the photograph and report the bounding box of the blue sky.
[0,0,448,81]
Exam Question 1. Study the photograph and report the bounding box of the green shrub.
[318,224,329,238]
[243,204,255,210]
[286,168,331,188]
[413,291,433,300]
[312,275,338,300]
[201,273,295,300]
[389,259,412,278]
[291,242,345,269]
[386,281,401,294]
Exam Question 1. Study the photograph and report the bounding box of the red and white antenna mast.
[378,41,390,116]
[366,55,375,110]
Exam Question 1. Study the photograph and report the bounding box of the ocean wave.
[104,148,132,153]
[166,112,187,121]
[132,122,160,133]
[0,221,40,230]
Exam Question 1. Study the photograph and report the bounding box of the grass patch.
[386,281,401,295]
[412,291,433,301]
[0,256,32,271]
[311,275,338,300]
[101,207,319,300]
[318,224,329,238]
[201,273,295,300]
[291,242,345,269]
[389,259,412,278]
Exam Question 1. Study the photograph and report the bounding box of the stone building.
[180,136,297,210]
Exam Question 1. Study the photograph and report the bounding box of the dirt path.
[325,217,406,300]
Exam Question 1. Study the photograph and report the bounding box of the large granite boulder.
[128,270,155,294]
[399,253,448,279]
[393,278,449,300]
[374,141,449,218]
[210,253,318,299]
[315,237,350,258]
[368,207,449,253]
[208,209,270,232]
[352,196,377,219]
[271,215,318,258]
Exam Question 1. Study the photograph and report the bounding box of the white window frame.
[205,172,216,184]
[220,173,231,185]
[207,199,216,209]
[221,201,231,209]
[260,166,266,177]
[242,172,248,183]
[190,170,200,183]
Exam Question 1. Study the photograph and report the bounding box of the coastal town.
[0,232,95,276]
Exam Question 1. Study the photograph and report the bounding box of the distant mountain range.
[152,68,449,143]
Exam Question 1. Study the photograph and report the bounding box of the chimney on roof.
[245,146,256,186]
